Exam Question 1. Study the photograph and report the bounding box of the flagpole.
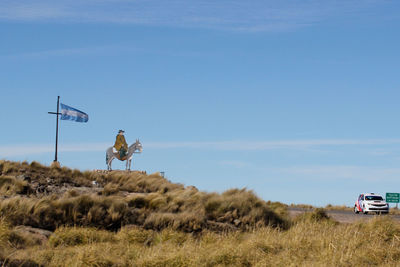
[54,96,60,162]
[48,96,61,163]
[48,97,88,165]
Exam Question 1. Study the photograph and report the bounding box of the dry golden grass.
[1,216,400,266]
[0,160,287,232]
[389,207,400,215]
[290,203,314,210]
[0,175,30,196]
[2,160,400,265]
[49,226,115,247]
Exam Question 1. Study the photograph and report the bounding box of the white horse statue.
[106,139,143,171]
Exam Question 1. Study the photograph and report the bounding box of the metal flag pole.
[48,96,61,162]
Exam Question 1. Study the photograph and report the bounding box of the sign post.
[386,193,400,209]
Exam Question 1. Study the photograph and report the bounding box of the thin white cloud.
[146,139,400,151]
[0,0,388,32]
[2,138,400,157]
[220,162,400,182]
[0,144,54,157]
[0,143,109,157]
[280,165,400,182]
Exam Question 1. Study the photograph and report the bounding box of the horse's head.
[134,139,143,153]
[127,139,143,154]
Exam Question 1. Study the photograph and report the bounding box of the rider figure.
[114,130,128,160]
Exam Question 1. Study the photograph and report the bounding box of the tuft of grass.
[0,176,31,196]
[152,228,190,246]
[293,208,337,225]
[102,183,119,196]
[0,219,11,252]
[144,211,205,232]
[0,160,21,175]
[49,227,115,247]
[117,226,155,245]
[205,188,288,229]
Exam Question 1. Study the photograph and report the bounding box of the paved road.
[288,207,400,223]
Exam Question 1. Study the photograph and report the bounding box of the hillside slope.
[0,160,288,232]
[3,161,400,266]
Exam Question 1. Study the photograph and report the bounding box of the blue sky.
[1,0,400,206]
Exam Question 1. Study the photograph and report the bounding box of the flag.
[60,103,89,123]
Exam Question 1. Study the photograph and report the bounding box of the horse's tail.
[106,151,109,164]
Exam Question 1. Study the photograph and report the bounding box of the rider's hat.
[118,129,125,133]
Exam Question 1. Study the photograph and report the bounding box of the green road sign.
[386,193,400,203]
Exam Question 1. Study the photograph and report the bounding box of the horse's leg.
[108,157,114,171]
[125,157,130,171]
[106,152,109,170]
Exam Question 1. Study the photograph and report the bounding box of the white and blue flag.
[60,103,89,123]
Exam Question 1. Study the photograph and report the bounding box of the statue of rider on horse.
[106,130,142,171]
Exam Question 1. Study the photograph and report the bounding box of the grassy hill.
[1,160,400,266]
[0,160,287,232]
